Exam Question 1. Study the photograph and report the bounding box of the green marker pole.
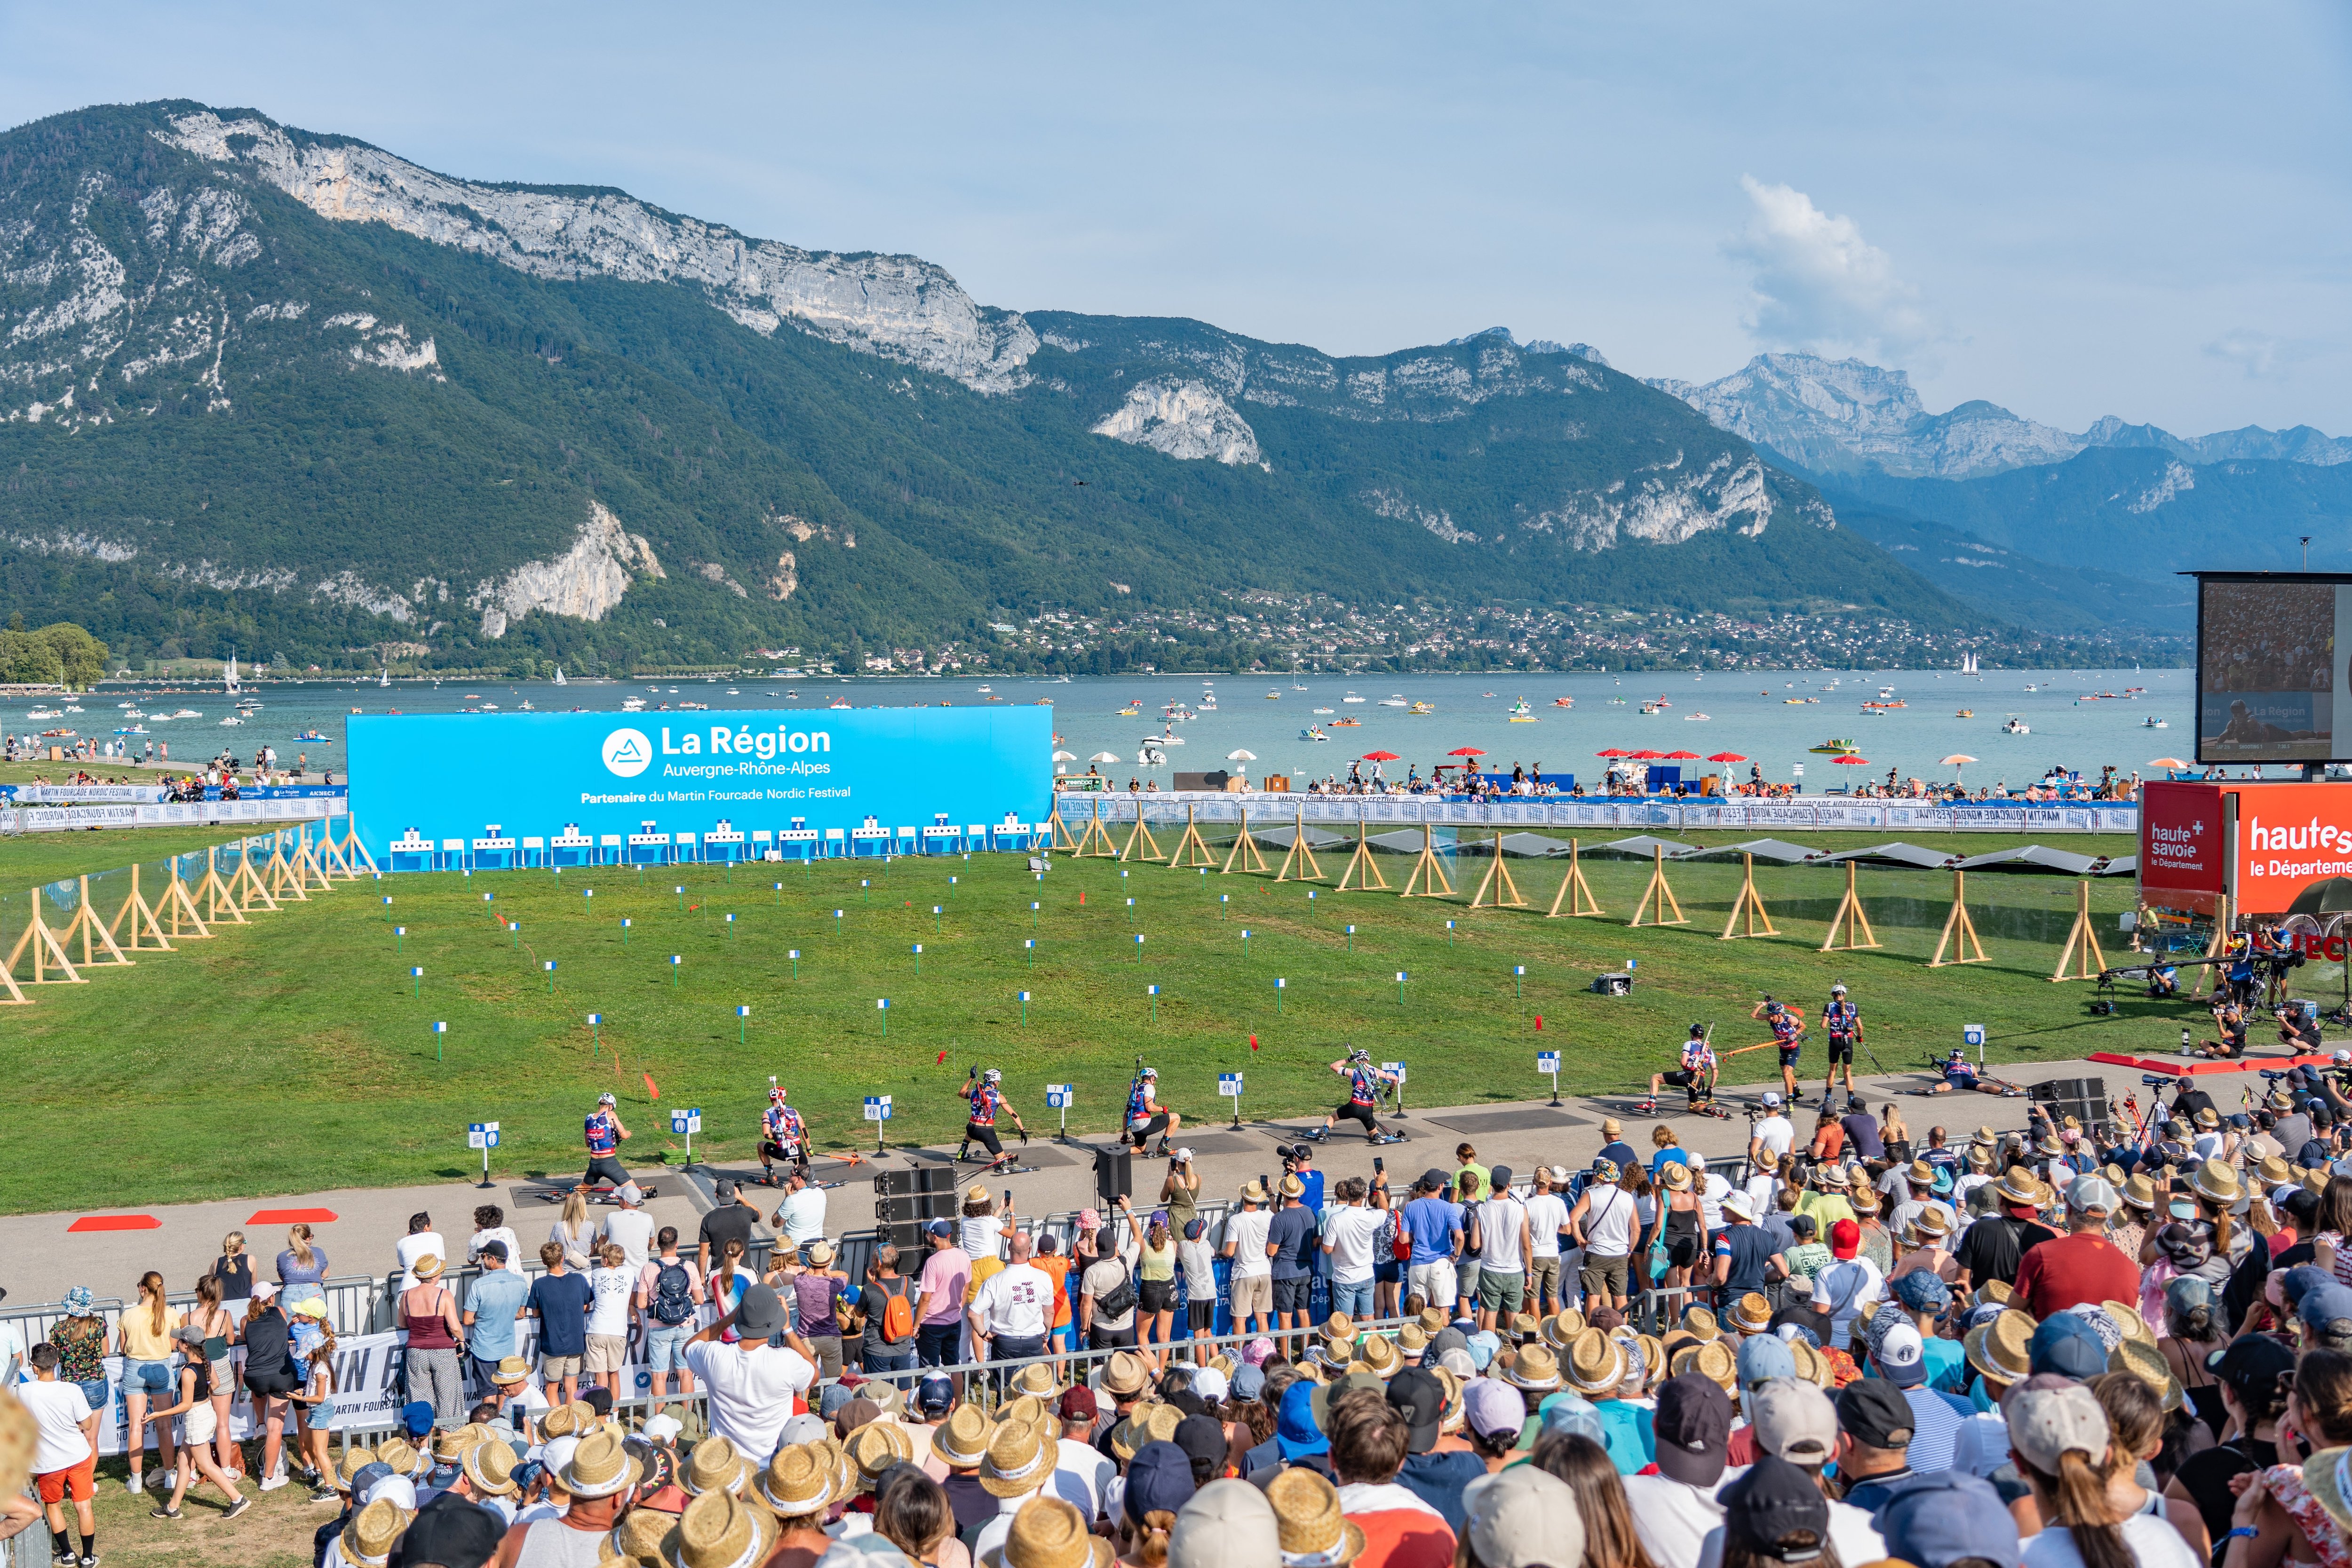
[1346,923,1355,953]
[912,942,922,977]
[675,883,685,913]
[1220,893,1229,920]
[395,925,405,957]
[933,905,942,933]
[774,881,783,906]
[1025,938,1035,969]
[738,1004,750,1045]
[861,878,870,906]
[877,998,889,1038]
[1031,901,1040,930]
[1396,969,1408,1006]
[410,965,422,997]
[545,959,556,995]
[588,1012,602,1056]
[834,908,843,935]
[1134,933,1144,964]
[1018,990,1030,1026]
[1241,928,1251,960]
[1276,976,1286,1014]
[1147,984,1159,1025]
[1515,964,1524,1001]
[789,948,801,980]
[1127,897,1135,928]
[670,954,682,989]
[726,912,737,940]
[1446,918,1455,949]
[509,920,520,949]
[621,917,631,947]
[434,1020,445,1062]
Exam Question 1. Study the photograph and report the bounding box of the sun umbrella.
[1664,750,1701,760]
[1833,755,1871,765]
[1053,749,1077,761]
[1448,747,1486,757]
[1707,752,1748,763]
[1629,749,1666,761]
[1089,751,1123,764]
[1595,748,1631,758]
[1225,749,1258,761]
[1361,750,1401,762]
[1939,755,1978,766]
[2149,757,2191,770]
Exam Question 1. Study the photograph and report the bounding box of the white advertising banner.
[7,796,346,834]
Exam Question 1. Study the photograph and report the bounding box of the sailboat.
[554,667,567,686]
[378,665,390,688]
[223,653,240,694]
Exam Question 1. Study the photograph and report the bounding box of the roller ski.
[1315,1049,1403,1143]
[960,1066,1031,1176]
[760,1086,814,1187]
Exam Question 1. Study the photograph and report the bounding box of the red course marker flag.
[1249,1034,1260,1051]
[1534,1016,1543,1031]
[936,1050,949,1065]
[644,1073,660,1100]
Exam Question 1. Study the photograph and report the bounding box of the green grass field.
[1,826,2222,1215]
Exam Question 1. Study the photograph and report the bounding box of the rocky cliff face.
[472,501,662,639]
[1089,379,1263,465]
[157,110,1039,394]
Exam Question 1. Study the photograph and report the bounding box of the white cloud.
[2205,329,2311,381]
[1728,175,1937,362]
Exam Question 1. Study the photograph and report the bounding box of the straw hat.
[1009,1363,1064,1400]
[1905,1209,1952,1244]
[1279,1174,1306,1201]
[1509,1312,1541,1342]
[1416,1307,1449,1334]
[1636,1335,1669,1391]
[2194,1159,2243,1205]
[1817,1163,1851,1189]
[2194,1106,2221,1130]
[413,1253,446,1281]
[2261,1155,2295,1188]
[613,1506,673,1567]
[1239,1180,1269,1204]
[2122,1173,2158,1213]
[1672,1339,1738,1391]
[1964,1310,2035,1387]
[1503,1344,1562,1392]
[340,1498,412,1568]
[935,1405,993,1470]
[966,1184,992,1204]
[756,1444,841,1519]
[1996,1167,2045,1206]
[982,1496,1115,1568]
[818,1435,854,1499]
[1966,1147,1993,1172]
[1726,1293,1774,1335]
[2309,1168,2334,1196]
[374,1436,421,1478]
[2101,1300,2157,1350]
[1971,1125,1997,1148]
[1100,1350,1152,1398]
[999,1395,1049,1432]
[1111,1403,1183,1463]
[1264,1469,1366,1568]
[1540,1309,1587,1349]
[540,1403,589,1439]
[680,1436,753,1498]
[1563,1329,1626,1396]
[1679,1307,1722,1344]
[1359,1335,1404,1379]
[2303,1449,2352,1535]
[462,1435,519,1497]
[337,1447,381,1485]
[849,1422,914,1490]
[667,1487,779,1568]
[561,1429,642,1501]
[983,1417,1055,1497]
[2034,1136,2067,1159]
[431,1426,484,1465]
[1434,1369,1466,1435]
[1661,1162,1692,1191]
[1850,1185,1882,1217]
[2110,1337,2174,1394]
[1396,1324,1430,1356]
[806,1240,836,1267]
[1789,1340,1833,1389]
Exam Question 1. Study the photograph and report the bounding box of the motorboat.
[1313,707,1335,715]
[25,707,62,719]
[1267,689,1282,699]
[1808,739,1861,755]
[2002,716,2030,734]
[1342,692,1365,704]
[219,716,244,726]
[1118,703,1141,716]
[1377,695,1408,708]
[1684,713,1709,721]
[1553,697,1573,707]
[1956,709,1974,718]
[173,709,200,718]
[1302,726,1329,741]
[2142,716,2168,728]
[622,697,647,711]
[295,730,329,742]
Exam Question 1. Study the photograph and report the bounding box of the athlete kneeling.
[1123,1067,1180,1156]
[1639,1026,1718,1113]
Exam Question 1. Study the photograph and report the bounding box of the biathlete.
[759,1087,810,1185]
[583,1091,631,1190]
[959,1068,1028,1174]
[1310,1049,1405,1143]
[1123,1066,1180,1157]
[1918,1045,2024,1096]
[1751,996,1808,1104]
[1820,983,1863,1102]
[1638,1025,1719,1114]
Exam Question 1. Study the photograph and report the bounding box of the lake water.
[34,666,2210,791]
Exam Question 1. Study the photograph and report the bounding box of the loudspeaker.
[874,1166,958,1197]
[873,1220,926,1252]
[2031,1076,2118,1140]
[1094,1145,1132,1204]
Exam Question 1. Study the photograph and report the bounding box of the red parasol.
[1707,752,1748,763]
[1664,750,1701,760]
[1595,748,1631,758]
[1361,750,1401,762]
[1832,755,1872,765]
[1447,747,1486,757]
[1629,749,1666,760]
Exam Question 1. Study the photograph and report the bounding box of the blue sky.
[5,2,2345,437]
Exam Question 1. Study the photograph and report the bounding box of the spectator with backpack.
[636,1225,705,1404]
[861,1243,922,1384]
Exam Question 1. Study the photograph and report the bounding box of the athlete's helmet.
[1141,1067,1158,1080]
[598,1092,617,1106]
[983,1068,1002,1084]
[1830,983,1848,995]
[770,1088,788,1104]
[1689,1024,1707,1037]
[1348,1047,1371,1063]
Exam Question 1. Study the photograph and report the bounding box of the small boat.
[1508,699,1533,717]
[977,685,993,694]
[1784,698,1808,704]
[2002,716,2030,735]
[1607,697,1627,705]
[1808,739,1862,755]
[1313,707,1335,715]
[114,725,148,735]
[2142,716,2168,728]
[1552,697,1574,707]
[1639,700,1669,715]
[219,716,244,726]
[1152,732,1186,746]
[829,698,853,709]
[173,709,199,718]
[622,697,647,711]
[1406,701,1435,715]
[1118,703,1141,716]
[295,730,329,742]
[554,667,566,685]
[1955,709,1973,718]
[63,704,81,713]
[1331,717,1361,728]
[1267,689,1282,699]
[517,699,534,710]
[1377,695,1408,708]
[1510,714,1539,723]
[480,701,501,710]
[1859,700,1907,709]
[1342,692,1365,704]
[379,667,391,687]
[1302,726,1329,741]
[1684,713,1709,721]
[39,727,74,738]
[1292,682,1308,691]
[25,707,62,720]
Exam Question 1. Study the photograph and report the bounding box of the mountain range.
[0,101,1994,676]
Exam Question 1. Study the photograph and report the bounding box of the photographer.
[1158,1148,1201,1235]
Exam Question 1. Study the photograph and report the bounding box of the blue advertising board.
[345,707,1051,857]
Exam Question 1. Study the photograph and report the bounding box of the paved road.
[0,1046,2227,1310]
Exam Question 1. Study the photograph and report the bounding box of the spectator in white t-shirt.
[467,1203,522,1269]
[771,1170,829,1256]
[395,1212,447,1292]
[22,1343,108,1560]
[1522,1168,1572,1314]
[1690,1153,1732,1236]
[682,1283,815,1463]
[1474,1165,1533,1329]
[1319,1177,1390,1321]
[1222,1184,1275,1338]
[584,1242,638,1393]
[597,1183,656,1271]
[1809,1219,1885,1350]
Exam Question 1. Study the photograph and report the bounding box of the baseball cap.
[1735,1336,1795,1391]
[2005,1385,2111,1472]
[925,1219,955,1238]
[2300,1283,2352,1336]
[1876,1472,2021,1568]
[1420,1167,1452,1191]
[1762,1091,1783,1107]
[1190,1367,1229,1404]
[1461,1466,1586,1568]
[1230,1364,1266,1403]
[1126,1441,1199,1526]
[2068,1175,2121,1214]
[1751,1378,1838,1464]
[915,1373,954,1415]
[1537,1394,1605,1444]
[1275,1380,1327,1459]
[1386,1367,1446,1454]
[1462,1379,1525,1443]
[1175,1412,1228,1477]
[1837,1376,1916,1450]
[1058,1386,1099,1421]
[1170,1479,1279,1568]
[1876,1321,1929,1389]
[715,1179,737,1200]
[1651,1372,1733,1487]
[2209,1334,2296,1395]
[2028,1313,2109,1381]
[1719,1456,1829,1553]
[1829,1218,1860,1259]
[402,1401,437,1438]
